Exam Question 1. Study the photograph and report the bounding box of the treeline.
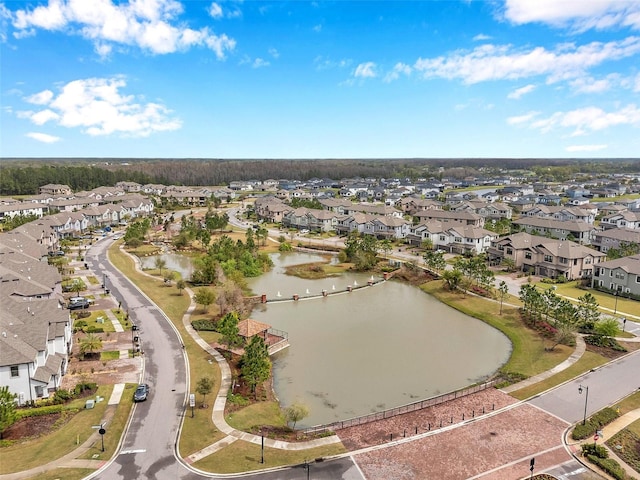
[0,164,160,195]
[2,158,640,195]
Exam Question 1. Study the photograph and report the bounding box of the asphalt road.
[530,350,640,424]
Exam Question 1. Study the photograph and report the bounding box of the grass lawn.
[628,418,640,437]
[509,351,609,400]
[108,245,225,457]
[226,401,285,431]
[421,281,572,379]
[100,350,122,361]
[536,281,640,318]
[73,310,115,333]
[615,391,640,416]
[0,385,116,474]
[123,244,162,257]
[192,440,346,474]
[22,469,95,480]
[86,275,99,285]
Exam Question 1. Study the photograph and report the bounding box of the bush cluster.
[586,455,630,480]
[584,335,627,352]
[191,319,218,331]
[571,407,619,440]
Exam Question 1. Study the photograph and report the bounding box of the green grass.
[100,350,122,361]
[0,385,115,474]
[73,310,115,333]
[192,439,346,474]
[86,275,99,285]
[421,281,572,378]
[614,391,640,416]
[510,351,609,400]
[628,418,640,437]
[226,401,285,431]
[22,469,95,480]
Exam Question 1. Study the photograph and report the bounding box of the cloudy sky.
[1,0,640,159]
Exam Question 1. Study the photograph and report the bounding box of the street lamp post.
[578,384,589,425]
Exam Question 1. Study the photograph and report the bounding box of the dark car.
[134,384,150,402]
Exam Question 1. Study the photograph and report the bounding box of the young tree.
[154,257,167,275]
[70,278,86,296]
[423,250,446,272]
[196,377,214,407]
[498,281,509,315]
[241,336,271,399]
[79,333,103,359]
[163,270,176,285]
[194,288,216,313]
[594,318,620,337]
[176,279,186,295]
[284,402,310,429]
[379,239,393,259]
[218,311,240,350]
[441,269,462,291]
[576,293,601,332]
[0,386,18,439]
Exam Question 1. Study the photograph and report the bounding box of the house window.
[636,275,640,284]
[585,257,592,264]
[35,386,44,398]
[544,255,553,263]
[506,248,513,255]
[559,257,568,264]
[10,365,19,377]
[525,252,532,260]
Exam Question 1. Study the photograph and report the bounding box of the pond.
[247,252,512,428]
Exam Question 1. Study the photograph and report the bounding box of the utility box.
[85,399,95,409]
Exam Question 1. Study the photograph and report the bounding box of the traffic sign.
[594,434,599,441]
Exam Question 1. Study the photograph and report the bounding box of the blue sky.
[1,0,640,159]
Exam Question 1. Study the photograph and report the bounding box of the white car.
[300,229,309,235]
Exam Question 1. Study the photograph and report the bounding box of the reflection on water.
[139,253,194,279]
[248,252,512,428]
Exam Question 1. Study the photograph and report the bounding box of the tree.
[176,279,186,295]
[498,281,508,315]
[163,270,176,285]
[194,288,216,313]
[154,257,166,275]
[70,278,86,296]
[576,293,601,332]
[218,311,240,350]
[379,239,393,259]
[256,226,269,246]
[79,333,103,359]
[423,250,446,272]
[241,336,271,399]
[196,377,214,407]
[441,269,462,291]
[284,402,310,429]
[0,386,18,439]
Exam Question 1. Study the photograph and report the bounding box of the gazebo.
[237,318,271,344]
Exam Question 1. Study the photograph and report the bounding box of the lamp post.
[578,384,589,425]
[614,290,619,314]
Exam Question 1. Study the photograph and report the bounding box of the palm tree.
[79,333,102,359]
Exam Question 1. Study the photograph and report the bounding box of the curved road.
[86,235,363,480]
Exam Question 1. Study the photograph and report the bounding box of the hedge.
[586,455,630,480]
[572,407,620,440]
[16,404,79,420]
[584,335,627,352]
[191,319,218,331]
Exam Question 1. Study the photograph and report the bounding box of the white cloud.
[502,0,640,31]
[413,37,640,85]
[565,144,608,152]
[26,89,54,105]
[268,47,279,59]
[26,132,61,143]
[384,62,412,82]
[473,33,491,41]
[314,56,352,71]
[9,0,235,58]
[507,84,536,99]
[208,2,223,19]
[525,104,640,135]
[507,111,540,125]
[354,62,377,78]
[634,73,640,92]
[252,58,269,68]
[17,77,181,137]
[569,74,618,94]
[313,24,322,33]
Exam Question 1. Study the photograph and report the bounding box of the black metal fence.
[301,380,497,435]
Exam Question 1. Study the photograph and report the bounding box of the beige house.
[488,232,605,280]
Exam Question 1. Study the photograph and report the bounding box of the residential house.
[488,232,605,280]
[592,254,640,297]
[591,228,640,254]
[413,209,485,228]
[0,202,46,221]
[39,184,71,196]
[600,211,640,230]
[513,217,595,244]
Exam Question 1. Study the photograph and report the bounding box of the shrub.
[571,407,619,440]
[86,326,104,333]
[586,455,628,480]
[226,391,250,406]
[53,389,72,404]
[74,381,97,396]
[581,442,608,458]
[191,319,218,331]
[584,335,627,352]
[75,311,91,319]
[16,404,68,419]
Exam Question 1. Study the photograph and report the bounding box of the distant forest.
[1,157,639,196]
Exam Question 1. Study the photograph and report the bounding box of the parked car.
[68,298,90,310]
[134,384,150,402]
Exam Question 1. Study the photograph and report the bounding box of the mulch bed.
[2,412,70,441]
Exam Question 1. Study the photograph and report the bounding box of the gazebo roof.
[237,318,271,338]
